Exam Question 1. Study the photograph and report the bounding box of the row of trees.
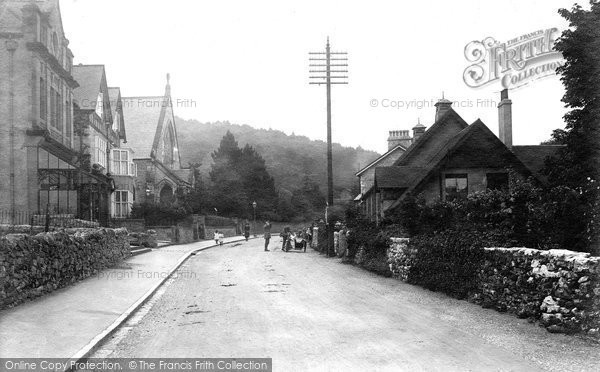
[183,131,327,221]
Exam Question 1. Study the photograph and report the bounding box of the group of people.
[279,226,312,251]
[217,220,348,256]
[213,230,225,245]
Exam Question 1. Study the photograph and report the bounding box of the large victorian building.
[0,0,81,218]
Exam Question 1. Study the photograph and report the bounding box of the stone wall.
[0,228,130,309]
[147,226,173,242]
[474,248,600,336]
[387,239,600,336]
[110,219,146,232]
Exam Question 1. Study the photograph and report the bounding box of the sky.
[60,0,578,154]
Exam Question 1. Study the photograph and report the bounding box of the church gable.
[150,75,181,170]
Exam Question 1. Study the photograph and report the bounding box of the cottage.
[362,90,563,222]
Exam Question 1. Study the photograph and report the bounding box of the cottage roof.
[383,119,539,212]
[375,166,428,189]
[356,144,407,176]
[393,108,469,167]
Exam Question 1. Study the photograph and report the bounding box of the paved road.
[94,239,600,371]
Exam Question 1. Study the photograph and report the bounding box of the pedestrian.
[263,220,271,251]
[244,221,251,241]
[281,226,291,251]
[214,230,219,245]
[218,231,224,246]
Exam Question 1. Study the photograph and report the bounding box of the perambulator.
[283,232,307,252]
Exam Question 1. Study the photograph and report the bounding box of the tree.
[182,162,208,214]
[239,144,278,219]
[290,176,326,220]
[544,2,600,252]
[207,131,278,218]
[208,131,247,216]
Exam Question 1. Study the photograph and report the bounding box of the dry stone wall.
[387,239,600,336]
[0,228,130,309]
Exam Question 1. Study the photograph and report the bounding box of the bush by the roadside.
[408,229,485,299]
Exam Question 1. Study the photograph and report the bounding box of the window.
[50,86,57,128]
[112,150,127,175]
[487,173,509,191]
[113,190,132,218]
[65,97,71,140]
[445,174,468,201]
[40,75,47,121]
[112,149,136,176]
[52,33,58,56]
[95,136,107,168]
[57,88,63,131]
[40,25,48,46]
[95,92,104,119]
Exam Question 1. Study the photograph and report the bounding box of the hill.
[175,118,380,199]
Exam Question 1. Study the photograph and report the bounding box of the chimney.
[498,89,512,148]
[387,130,412,150]
[434,94,453,122]
[412,118,426,143]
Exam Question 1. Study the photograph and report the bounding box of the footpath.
[0,236,247,359]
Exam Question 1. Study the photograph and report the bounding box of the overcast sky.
[61,0,577,154]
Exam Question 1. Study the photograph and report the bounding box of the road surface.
[92,238,600,371]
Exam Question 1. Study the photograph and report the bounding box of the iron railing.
[0,209,103,234]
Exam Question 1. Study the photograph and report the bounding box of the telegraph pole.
[309,37,348,256]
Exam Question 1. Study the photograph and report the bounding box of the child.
[218,231,224,245]
[214,230,220,245]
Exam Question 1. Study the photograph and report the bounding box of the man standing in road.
[263,220,271,251]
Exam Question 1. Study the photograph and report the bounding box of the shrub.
[408,229,485,299]
[131,202,189,226]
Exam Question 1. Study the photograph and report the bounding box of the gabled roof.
[108,87,126,142]
[383,119,536,212]
[375,166,428,189]
[393,108,469,167]
[121,76,183,175]
[356,144,407,176]
[72,65,111,124]
[121,96,165,159]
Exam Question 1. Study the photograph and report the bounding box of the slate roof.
[375,166,428,189]
[381,118,543,212]
[394,108,469,167]
[356,144,407,176]
[72,65,105,111]
[121,96,167,159]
